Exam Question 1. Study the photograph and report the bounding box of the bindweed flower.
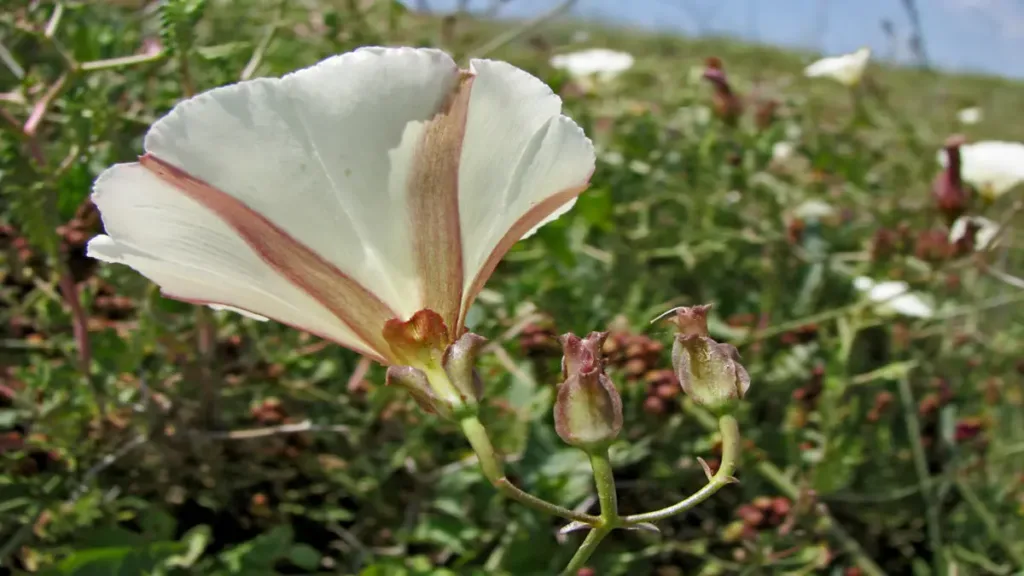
[957,107,982,125]
[549,48,634,84]
[553,332,623,451]
[804,48,871,87]
[949,215,1000,252]
[938,140,1024,200]
[87,47,595,379]
[933,135,970,222]
[853,277,934,319]
[661,305,751,409]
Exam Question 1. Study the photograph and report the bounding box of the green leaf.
[287,544,321,571]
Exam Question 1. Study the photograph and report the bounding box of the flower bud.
[553,332,623,451]
[933,134,970,223]
[386,365,454,419]
[442,332,487,405]
[386,332,488,419]
[663,305,750,407]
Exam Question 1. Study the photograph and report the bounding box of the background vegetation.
[2,1,1023,574]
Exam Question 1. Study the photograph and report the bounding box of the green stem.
[459,416,598,524]
[589,450,619,523]
[559,525,611,576]
[896,375,944,573]
[685,403,887,576]
[459,416,505,483]
[954,478,1024,568]
[622,414,740,524]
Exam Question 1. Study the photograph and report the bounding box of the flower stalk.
[621,414,740,524]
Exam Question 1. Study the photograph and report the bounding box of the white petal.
[549,49,634,80]
[208,305,269,321]
[457,59,595,319]
[88,165,376,355]
[853,277,933,318]
[949,215,1000,250]
[853,276,875,292]
[142,46,462,319]
[956,141,1024,197]
[957,107,982,125]
[887,294,934,318]
[804,48,870,86]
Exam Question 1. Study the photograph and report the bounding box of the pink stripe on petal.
[165,292,390,364]
[407,72,474,333]
[141,154,399,361]
[458,178,591,331]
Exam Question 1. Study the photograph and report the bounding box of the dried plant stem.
[469,0,577,59]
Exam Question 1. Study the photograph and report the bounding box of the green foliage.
[1,1,1024,575]
[158,0,207,55]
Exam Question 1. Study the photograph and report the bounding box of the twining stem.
[622,414,740,524]
[560,525,612,575]
[459,415,598,524]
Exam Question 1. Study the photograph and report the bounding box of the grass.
[1,1,1023,574]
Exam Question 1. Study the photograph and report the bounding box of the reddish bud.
[554,332,623,450]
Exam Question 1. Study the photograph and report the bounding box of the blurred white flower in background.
[937,140,1024,199]
[949,215,1001,250]
[804,48,871,86]
[957,106,983,125]
[772,141,795,162]
[550,48,635,82]
[853,277,934,319]
[792,199,835,221]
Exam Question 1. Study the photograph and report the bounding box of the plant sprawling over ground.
[1,1,1023,574]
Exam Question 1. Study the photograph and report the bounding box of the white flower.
[949,216,1000,250]
[804,48,871,87]
[87,47,595,365]
[937,140,1024,199]
[772,141,795,162]
[853,277,934,319]
[792,199,835,221]
[550,49,634,82]
[957,107,982,125]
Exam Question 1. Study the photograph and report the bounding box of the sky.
[412,0,1024,78]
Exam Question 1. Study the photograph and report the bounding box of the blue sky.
[413,0,1024,78]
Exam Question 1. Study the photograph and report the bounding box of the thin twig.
[240,0,287,80]
[469,0,577,59]
[196,419,351,440]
